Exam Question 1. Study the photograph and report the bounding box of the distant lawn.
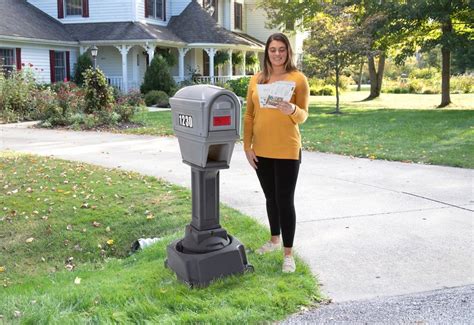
[0,153,320,323]
[126,92,473,168]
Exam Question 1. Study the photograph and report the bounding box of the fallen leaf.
[66,224,73,231]
[105,226,111,232]
[92,221,101,227]
[74,277,81,285]
[25,237,34,243]
[106,239,114,246]
[14,311,21,318]
[0,266,5,273]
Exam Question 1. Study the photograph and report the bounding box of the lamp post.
[90,45,98,69]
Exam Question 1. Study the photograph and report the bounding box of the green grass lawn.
[126,92,473,168]
[0,153,321,323]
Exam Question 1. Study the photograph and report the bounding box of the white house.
[0,0,305,93]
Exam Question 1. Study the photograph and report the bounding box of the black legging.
[255,156,300,248]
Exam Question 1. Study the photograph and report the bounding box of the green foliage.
[225,77,250,97]
[214,51,230,67]
[73,53,93,86]
[140,55,176,95]
[0,154,321,323]
[310,85,335,96]
[245,53,260,73]
[83,68,114,117]
[451,74,474,94]
[155,48,177,67]
[232,51,244,66]
[40,82,85,126]
[144,90,169,107]
[0,69,37,122]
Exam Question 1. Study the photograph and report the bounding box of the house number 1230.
[178,114,193,128]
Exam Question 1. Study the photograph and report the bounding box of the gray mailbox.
[165,85,253,287]
[170,84,241,168]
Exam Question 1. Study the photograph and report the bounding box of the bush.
[310,85,335,96]
[117,89,145,107]
[226,77,250,97]
[409,67,440,80]
[144,90,169,107]
[0,69,37,122]
[83,68,114,123]
[140,55,176,95]
[73,53,93,86]
[451,74,474,94]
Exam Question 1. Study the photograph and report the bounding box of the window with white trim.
[0,48,15,75]
[54,51,66,82]
[65,0,82,16]
[234,2,242,30]
[203,0,218,21]
[147,0,165,20]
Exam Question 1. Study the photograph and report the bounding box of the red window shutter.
[144,0,149,17]
[66,51,71,81]
[49,50,56,83]
[58,0,64,18]
[82,0,89,17]
[16,48,22,70]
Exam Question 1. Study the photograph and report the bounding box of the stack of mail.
[257,81,296,108]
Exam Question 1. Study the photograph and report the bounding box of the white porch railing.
[106,76,140,92]
[174,75,248,85]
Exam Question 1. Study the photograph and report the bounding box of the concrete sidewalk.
[1,122,473,304]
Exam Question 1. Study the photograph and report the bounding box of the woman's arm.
[289,73,310,124]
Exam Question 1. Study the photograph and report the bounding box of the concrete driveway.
[1,122,472,304]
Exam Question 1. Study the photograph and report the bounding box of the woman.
[243,33,309,273]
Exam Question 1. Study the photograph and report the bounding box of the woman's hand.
[277,101,296,115]
[245,149,259,170]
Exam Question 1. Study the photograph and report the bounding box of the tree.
[384,0,473,107]
[140,55,176,95]
[305,6,370,113]
[259,0,393,101]
[73,53,93,86]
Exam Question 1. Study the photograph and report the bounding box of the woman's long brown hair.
[257,33,297,84]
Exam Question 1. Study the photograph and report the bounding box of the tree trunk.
[335,66,340,113]
[365,52,385,100]
[357,60,364,91]
[439,20,452,108]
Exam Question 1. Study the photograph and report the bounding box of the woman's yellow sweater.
[243,70,310,160]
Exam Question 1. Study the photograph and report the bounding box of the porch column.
[115,45,132,92]
[178,47,190,81]
[227,49,233,79]
[204,48,216,84]
[242,51,246,77]
[147,46,155,65]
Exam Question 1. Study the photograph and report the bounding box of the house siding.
[0,41,78,83]
[28,0,135,23]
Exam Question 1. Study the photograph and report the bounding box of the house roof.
[64,22,183,44]
[0,0,264,50]
[0,0,75,42]
[168,0,265,49]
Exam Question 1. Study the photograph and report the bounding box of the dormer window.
[145,0,166,20]
[57,0,89,18]
[65,0,82,16]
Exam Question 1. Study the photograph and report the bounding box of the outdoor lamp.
[91,45,98,69]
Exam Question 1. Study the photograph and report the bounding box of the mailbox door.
[209,95,237,132]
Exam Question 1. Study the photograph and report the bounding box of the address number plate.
[178,114,193,128]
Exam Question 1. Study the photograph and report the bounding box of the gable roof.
[64,22,183,44]
[0,0,75,43]
[168,0,264,49]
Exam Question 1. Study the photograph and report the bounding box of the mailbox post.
[166,85,253,287]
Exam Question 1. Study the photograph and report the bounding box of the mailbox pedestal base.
[166,235,252,287]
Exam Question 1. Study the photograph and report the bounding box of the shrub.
[144,90,169,107]
[410,67,440,79]
[0,69,37,122]
[451,74,473,94]
[73,53,93,86]
[226,77,250,97]
[117,89,145,107]
[407,79,424,94]
[312,85,335,96]
[114,103,135,122]
[83,68,114,124]
[140,55,176,95]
